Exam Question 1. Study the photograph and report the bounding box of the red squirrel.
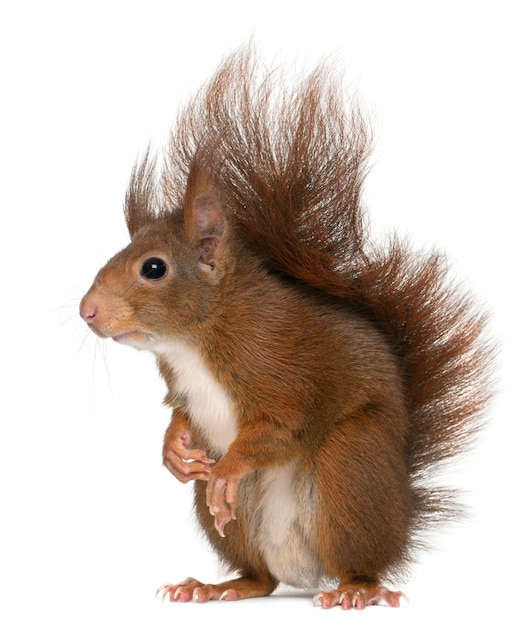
[79,47,493,610]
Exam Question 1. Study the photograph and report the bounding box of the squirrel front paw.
[163,429,215,483]
[206,466,241,537]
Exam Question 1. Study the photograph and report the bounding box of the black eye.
[140,257,168,280]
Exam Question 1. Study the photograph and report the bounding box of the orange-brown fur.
[80,46,493,609]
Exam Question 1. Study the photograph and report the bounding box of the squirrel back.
[81,45,494,607]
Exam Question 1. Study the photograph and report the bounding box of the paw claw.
[173,587,183,602]
[155,584,170,601]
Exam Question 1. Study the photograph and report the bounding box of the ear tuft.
[124,148,161,238]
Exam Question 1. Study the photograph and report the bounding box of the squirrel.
[79,46,493,610]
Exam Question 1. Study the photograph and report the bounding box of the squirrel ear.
[186,192,228,278]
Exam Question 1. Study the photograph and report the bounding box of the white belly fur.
[157,340,321,587]
[253,464,322,588]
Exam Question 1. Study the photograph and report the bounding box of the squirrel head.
[79,182,233,351]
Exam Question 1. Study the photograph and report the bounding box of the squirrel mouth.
[112,330,152,349]
[112,331,138,343]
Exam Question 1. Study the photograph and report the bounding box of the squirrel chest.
[158,339,322,587]
[158,340,238,455]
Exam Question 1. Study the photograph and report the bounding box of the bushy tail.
[128,45,494,529]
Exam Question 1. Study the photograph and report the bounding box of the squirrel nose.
[80,297,98,324]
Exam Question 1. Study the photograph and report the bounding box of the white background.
[1,1,526,623]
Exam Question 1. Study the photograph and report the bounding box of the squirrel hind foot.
[314,583,406,610]
[156,576,277,603]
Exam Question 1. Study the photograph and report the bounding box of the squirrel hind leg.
[314,582,406,610]
[156,575,277,603]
